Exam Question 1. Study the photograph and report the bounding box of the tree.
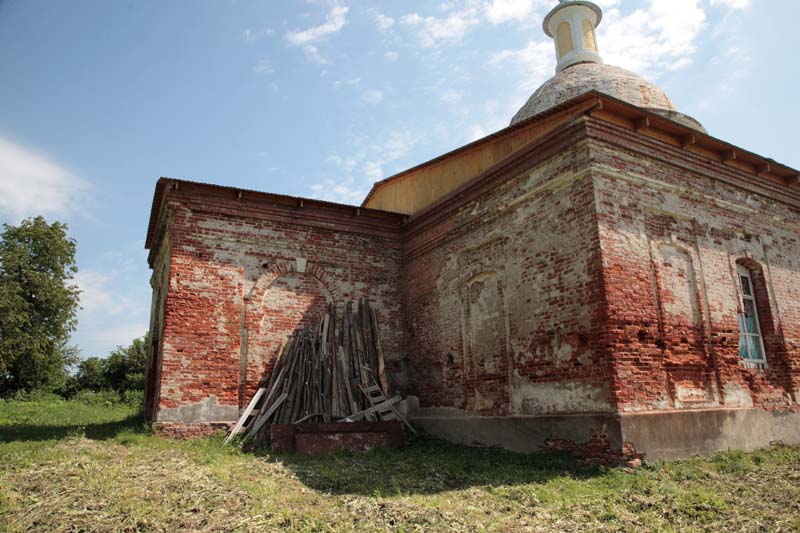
[104,333,148,392]
[75,357,107,392]
[0,216,80,394]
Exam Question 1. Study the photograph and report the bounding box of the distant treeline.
[0,216,148,405]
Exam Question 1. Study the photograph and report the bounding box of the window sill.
[740,359,768,371]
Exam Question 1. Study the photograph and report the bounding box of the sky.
[0,0,798,359]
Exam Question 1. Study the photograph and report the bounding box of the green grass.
[1,400,799,532]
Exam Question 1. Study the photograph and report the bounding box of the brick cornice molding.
[585,118,800,208]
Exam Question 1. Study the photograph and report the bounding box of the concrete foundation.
[412,407,800,460]
[619,408,800,459]
[410,407,621,454]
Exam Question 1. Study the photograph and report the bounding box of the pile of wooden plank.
[225,298,412,447]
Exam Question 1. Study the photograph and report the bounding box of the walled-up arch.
[240,260,337,403]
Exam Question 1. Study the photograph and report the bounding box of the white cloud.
[375,12,395,32]
[309,131,418,204]
[302,44,329,64]
[400,13,423,26]
[362,89,384,104]
[710,0,750,8]
[89,324,149,354]
[400,5,482,48]
[491,39,554,92]
[75,270,124,316]
[309,179,367,205]
[597,0,706,78]
[242,28,275,42]
[251,59,274,73]
[286,5,349,46]
[363,161,383,181]
[384,51,399,62]
[0,137,90,222]
[467,124,488,141]
[440,88,463,104]
[332,77,361,89]
[485,0,537,24]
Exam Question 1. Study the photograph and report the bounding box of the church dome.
[510,63,706,132]
[510,0,705,132]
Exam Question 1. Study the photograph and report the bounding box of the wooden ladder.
[361,383,417,434]
[363,384,396,421]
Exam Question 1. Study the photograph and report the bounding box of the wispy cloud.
[332,77,361,89]
[484,0,539,25]
[384,51,399,63]
[252,59,274,74]
[301,44,329,64]
[0,137,90,222]
[286,5,349,46]
[490,39,553,92]
[710,0,750,8]
[440,88,463,105]
[374,12,395,32]
[309,131,418,205]
[597,0,706,78]
[362,89,384,104]
[75,270,141,317]
[400,5,482,48]
[242,28,275,42]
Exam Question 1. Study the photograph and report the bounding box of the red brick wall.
[146,115,800,430]
[151,185,405,424]
[588,118,800,413]
[401,126,614,416]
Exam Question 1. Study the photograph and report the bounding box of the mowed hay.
[5,438,253,532]
[2,399,800,532]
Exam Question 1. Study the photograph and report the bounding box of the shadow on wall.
[263,435,605,496]
[0,414,146,443]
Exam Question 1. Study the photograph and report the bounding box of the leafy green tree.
[0,216,80,394]
[75,356,108,391]
[105,333,149,392]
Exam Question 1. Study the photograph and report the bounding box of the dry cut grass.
[1,398,799,532]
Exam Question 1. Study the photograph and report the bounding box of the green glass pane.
[751,337,764,360]
[739,275,752,296]
[739,334,748,358]
[745,336,757,359]
[743,300,759,334]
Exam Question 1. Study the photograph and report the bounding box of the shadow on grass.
[0,413,146,443]
[267,434,607,496]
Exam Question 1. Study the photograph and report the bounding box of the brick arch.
[241,260,337,403]
[248,260,338,303]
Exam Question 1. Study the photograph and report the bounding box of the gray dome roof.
[510,62,706,132]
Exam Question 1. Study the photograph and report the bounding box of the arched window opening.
[557,22,574,58]
[582,19,597,51]
[736,264,766,363]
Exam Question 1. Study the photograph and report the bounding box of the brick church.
[143,0,800,458]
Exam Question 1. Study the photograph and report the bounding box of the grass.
[1,399,799,532]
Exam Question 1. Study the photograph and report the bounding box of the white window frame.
[737,265,767,364]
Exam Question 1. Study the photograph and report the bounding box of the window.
[737,265,766,362]
[582,19,598,51]
[557,22,574,58]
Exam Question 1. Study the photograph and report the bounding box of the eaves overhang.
[362,91,800,210]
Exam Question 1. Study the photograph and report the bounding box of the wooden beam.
[635,116,650,132]
[722,150,737,163]
[756,163,772,176]
[680,135,696,148]
[785,174,800,187]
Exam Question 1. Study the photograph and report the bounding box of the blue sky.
[0,0,797,359]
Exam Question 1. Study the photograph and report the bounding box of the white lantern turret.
[543,0,603,73]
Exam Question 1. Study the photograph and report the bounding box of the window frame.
[736,265,767,364]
